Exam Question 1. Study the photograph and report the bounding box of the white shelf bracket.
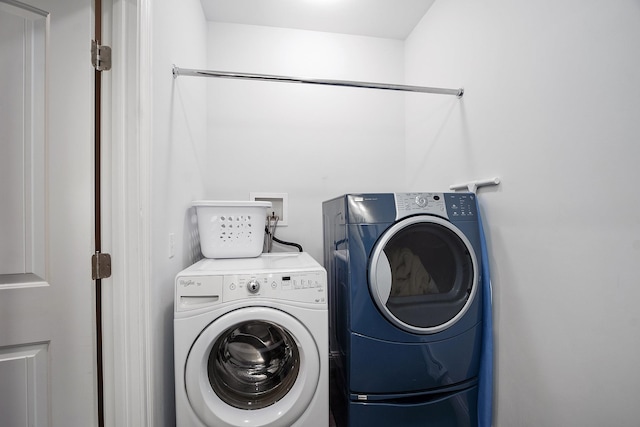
[450,177,500,194]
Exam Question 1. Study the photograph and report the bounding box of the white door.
[0,0,97,426]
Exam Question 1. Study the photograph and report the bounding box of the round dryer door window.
[185,307,320,427]
[369,215,478,334]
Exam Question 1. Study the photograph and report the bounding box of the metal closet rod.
[172,66,464,97]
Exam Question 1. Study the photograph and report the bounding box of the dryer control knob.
[415,195,427,207]
[247,280,260,294]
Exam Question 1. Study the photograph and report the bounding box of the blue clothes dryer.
[323,193,483,427]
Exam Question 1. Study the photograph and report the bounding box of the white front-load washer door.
[185,306,320,427]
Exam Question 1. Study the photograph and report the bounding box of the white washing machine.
[174,252,329,427]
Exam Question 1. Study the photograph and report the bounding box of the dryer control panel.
[395,192,447,219]
[395,192,477,221]
[175,269,327,311]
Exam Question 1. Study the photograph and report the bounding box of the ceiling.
[200,0,436,40]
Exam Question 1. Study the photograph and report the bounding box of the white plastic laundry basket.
[193,200,272,259]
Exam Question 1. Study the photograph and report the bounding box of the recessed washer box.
[250,192,288,227]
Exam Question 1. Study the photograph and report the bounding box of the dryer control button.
[415,195,427,207]
[247,280,260,294]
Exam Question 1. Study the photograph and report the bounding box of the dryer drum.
[207,320,300,410]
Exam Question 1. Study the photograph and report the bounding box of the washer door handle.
[373,252,392,305]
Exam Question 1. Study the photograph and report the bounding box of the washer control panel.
[227,271,326,303]
[176,269,327,311]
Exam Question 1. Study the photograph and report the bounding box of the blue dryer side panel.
[323,195,348,357]
[334,250,351,372]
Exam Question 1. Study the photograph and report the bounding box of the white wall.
[149,0,208,425]
[148,12,406,426]
[405,1,640,426]
[204,23,406,262]
[150,1,640,425]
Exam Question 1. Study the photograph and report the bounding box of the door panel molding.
[0,0,47,284]
[0,343,49,427]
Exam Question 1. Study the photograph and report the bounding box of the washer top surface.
[181,252,323,275]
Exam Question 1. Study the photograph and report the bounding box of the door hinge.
[91,40,111,71]
[92,252,112,280]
